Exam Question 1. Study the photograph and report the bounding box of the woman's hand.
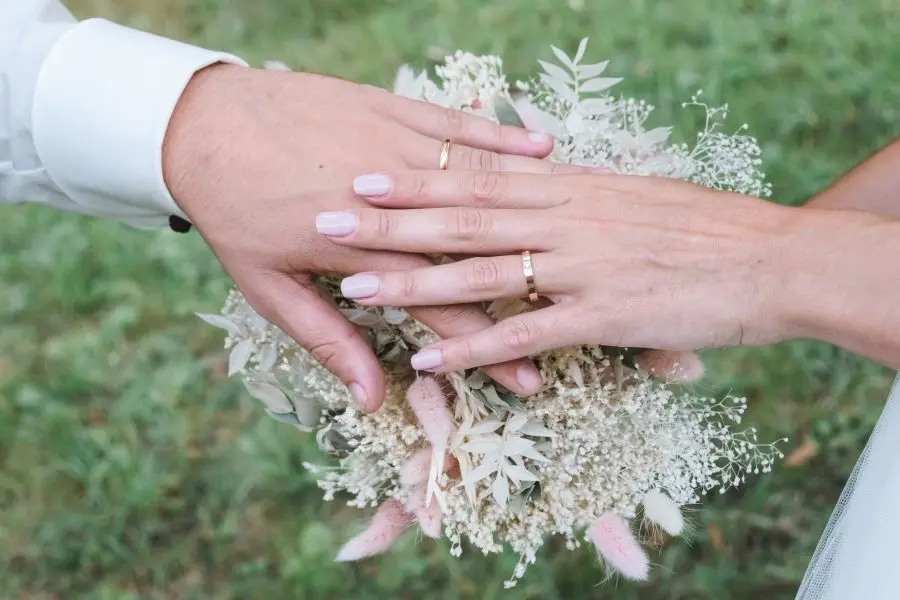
[315,171,801,373]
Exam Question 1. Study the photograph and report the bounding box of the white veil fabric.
[796,375,900,599]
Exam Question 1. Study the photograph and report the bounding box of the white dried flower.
[203,40,783,587]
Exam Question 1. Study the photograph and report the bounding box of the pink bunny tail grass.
[588,514,650,581]
[637,350,705,383]
[406,376,453,453]
[400,446,435,487]
[404,484,443,539]
[406,376,454,504]
[335,499,411,562]
[400,446,459,487]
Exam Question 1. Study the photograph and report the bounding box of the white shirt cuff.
[31,18,248,228]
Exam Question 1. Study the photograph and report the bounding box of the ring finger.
[339,253,564,307]
[410,133,593,175]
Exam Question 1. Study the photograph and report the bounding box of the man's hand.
[161,64,560,411]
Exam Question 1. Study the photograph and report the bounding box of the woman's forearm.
[805,140,900,218]
[780,208,900,368]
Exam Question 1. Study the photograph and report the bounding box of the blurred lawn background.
[2,0,899,598]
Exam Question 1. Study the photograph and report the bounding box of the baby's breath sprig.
[201,39,782,588]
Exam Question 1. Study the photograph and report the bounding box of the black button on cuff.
[168,215,192,233]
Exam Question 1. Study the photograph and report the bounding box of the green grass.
[2,0,899,597]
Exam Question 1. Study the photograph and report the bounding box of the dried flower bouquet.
[201,40,784,587]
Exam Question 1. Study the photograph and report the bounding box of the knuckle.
[307,337,349,373]
[448,207,491,240]
[453,337,476,365]
[481,151,503,171]
[467,171,507,207]
[400,271,417,298]
[490,120,507,145]
[470,149,502,172]
[434,304,470,327]
[465,258,503,291]
[500,319,538,351]
[396,173,426,199]
[376,211,396,238]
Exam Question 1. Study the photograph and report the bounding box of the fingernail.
[516,365,543,394]
[353,173,392,197]
[349,382,370,411]
[341,274,380,299]
[528,131,552,144]
[316,211,357,236]
[411,349,443,371]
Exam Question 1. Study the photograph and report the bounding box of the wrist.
[162,62,250,220]
[770,207,891,346]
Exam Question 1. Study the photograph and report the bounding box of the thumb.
[251,275,386,412]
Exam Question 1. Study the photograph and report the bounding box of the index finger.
[352,170,593,209]
[352,250,544,397]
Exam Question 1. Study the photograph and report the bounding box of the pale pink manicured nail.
[411,349,443,371]
[516,365,543,394]
[353,173,392,197]
[316,211,357,236]
[528,131,552,144]
[341,274,380,299]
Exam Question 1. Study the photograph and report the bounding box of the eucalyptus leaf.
[466,419,505,436]
[228,340,254,376]
[341,308,380,327]
[461,435,503,454]
[316,424,353,456]
[519,422,557,438]
[503,437,536,457]
[524,481,543,502]
[464,370,489,390]
[289,393,325,428]
[567,361,585,387]
[579,97,613,115]
[518,445,549,463]
[244,378,293,413]
[644,126,673,145]
[493,95,527,129]
[462,461,498,486]
[265,409,314,432]
[550,44,575,70]
[257,343,278,371]
[506,413,528,432]
[507,493,525,515]
[496,390,524,411]
[576,60,610,80]
[564,112,586,134]
[381,307,408,325]
[479,385,520,414]
[378,339,411,363]
[539,73,579,104]
[574,37,589,64]
[538,59,574,85]
[579,77,622,94]
[195,313,243,336]
[504,464,540,483]
[492,474,510,507]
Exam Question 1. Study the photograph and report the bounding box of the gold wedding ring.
[521,251,539,303]
[439,139,452,170]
